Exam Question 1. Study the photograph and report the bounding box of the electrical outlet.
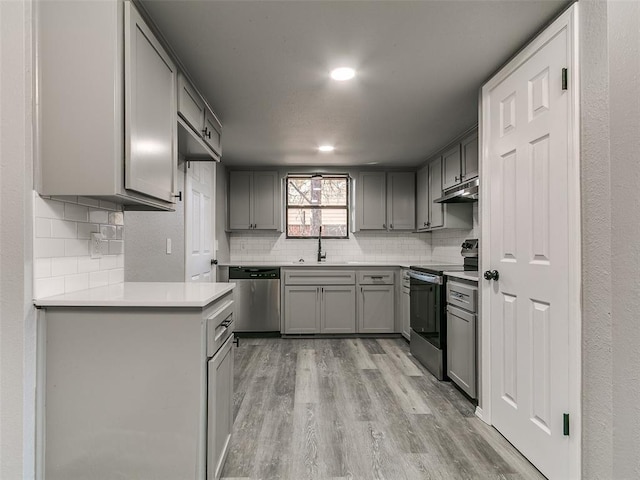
[90,233,103,259]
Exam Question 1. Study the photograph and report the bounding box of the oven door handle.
[407,271,443,285]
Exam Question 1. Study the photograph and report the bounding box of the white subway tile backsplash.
[35,196,64,219]
[35,218,52,238]
[100,255,117,270]
[77,223,99,239]
[35,238,65,258]
[34,258,52,279]
[65,273,89,293]
[65,239,89,257]
[64,203,89,222]
[51,257,78,277]
[33,193,126,298]
[78,256,101,273]
[35,277,65,298]
[51,219,78,239]
[108,268,124,284]
[89,270,110,288]
[89,209,109,224]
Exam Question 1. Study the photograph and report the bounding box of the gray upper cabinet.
[357,172,387,230]
[461,131,479,182]
[415,155,472,232]
[177,73,222,159]
[124,3,176,203]
[387,172,416,230]
[442,145,462,191]
[428,158,445,229]
[228,171,280,231]
[416,165,429,230]
[357,171,415,231]
[36,0,177,210]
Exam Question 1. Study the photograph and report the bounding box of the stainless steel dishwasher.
[227,267,281,333]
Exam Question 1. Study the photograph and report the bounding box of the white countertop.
[444,271,480,282]
[219,261,415,268]
[34,282,235,308]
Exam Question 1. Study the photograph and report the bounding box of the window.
[286,175,349,238]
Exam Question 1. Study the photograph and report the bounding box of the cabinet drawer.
[284,269,356,285]
[447,281,477,312]
[357,270,395,285]
[206,297,234,357]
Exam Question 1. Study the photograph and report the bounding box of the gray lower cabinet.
[284,285,357,334]
[208,335,234,480]
[321,286,357,333]
[447,304,476,398]
[358,285,395,333]
[284,285,320,333]
[36,0,177,210]
[228,170,280,231]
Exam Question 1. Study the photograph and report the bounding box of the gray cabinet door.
[253,171,279,230]
[461,132,479,182]
[203,108,222,156]
[442,145,462,191]
[387,172,415,230]
[321,286,356,334]
[428,158,444,229]
[207,335,234,480]
[446,305,476,398]
[358,172,387,230]
[284,286,319,333]
[416,165,429,230]
[358,285,395,333]
[228,171,253,229]
[177,73,205,134]
[124,3,176,203]
[401,289,410,340]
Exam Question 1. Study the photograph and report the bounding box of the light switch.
[166,238,172,254]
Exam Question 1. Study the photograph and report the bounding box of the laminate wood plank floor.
[221,338,545,480]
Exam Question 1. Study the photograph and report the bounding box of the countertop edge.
[34,282,236,308]
[444,271,479,282]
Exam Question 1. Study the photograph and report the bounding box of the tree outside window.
[286,175,349,238]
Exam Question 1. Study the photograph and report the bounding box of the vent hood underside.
[434,178,479,203]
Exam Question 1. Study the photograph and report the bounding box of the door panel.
[461,132,479,181]
[284,286,319,333]
[358,172,387,230]
[124,3,176,202]
[321,286,356,334]
[485,22,571,480]
[358,285,394,333]
[387,172,415,230]
[416,165,429,230]
[186,162,213,282]
[442,145,461,190]
[177,73,205,134]
[253,172,279,229]
[228,171,252,230]
[428,159,444,229]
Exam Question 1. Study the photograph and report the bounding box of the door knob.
[483,270,500,281]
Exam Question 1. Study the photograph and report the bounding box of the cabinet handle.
[202,127,211,139]
[390,224,393,229]
[427,222,431,227]
[423,221,427,227]
[455,176,459,181]
[382,223,386,229]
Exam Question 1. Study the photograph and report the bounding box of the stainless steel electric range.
[408,239,478,380]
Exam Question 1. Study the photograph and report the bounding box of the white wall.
[580,1,640,478]
[0,1,36,478]
[34,195,125,297]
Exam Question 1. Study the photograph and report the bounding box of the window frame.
[285,174,350,239]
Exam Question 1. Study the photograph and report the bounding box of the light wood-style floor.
[221,337,545,480]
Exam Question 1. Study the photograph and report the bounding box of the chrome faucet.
[317,226,326,262]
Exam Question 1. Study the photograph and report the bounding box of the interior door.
[185,162,214,282]
[484,15,573,480]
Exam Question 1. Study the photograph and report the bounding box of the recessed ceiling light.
[318,145,335,153]
[330,67,356,81]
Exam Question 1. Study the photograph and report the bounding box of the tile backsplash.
[33,193,125,298]
[230,203,479,265]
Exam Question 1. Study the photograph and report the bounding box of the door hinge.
[563,413,570,436]
[562,68,568,91]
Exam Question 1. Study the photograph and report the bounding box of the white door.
[185,161,214,282]
[482,7,579,480]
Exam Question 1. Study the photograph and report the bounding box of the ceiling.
[142,0,568,167]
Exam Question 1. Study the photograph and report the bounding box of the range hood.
[434,178,479,203]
